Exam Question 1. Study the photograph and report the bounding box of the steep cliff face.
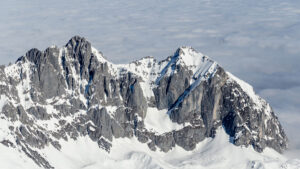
[0,36,288,168]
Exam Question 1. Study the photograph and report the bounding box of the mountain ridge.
[0,36,291,168]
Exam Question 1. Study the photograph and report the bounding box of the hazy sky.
[0,0,299,158]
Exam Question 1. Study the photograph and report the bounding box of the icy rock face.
[0,36,287,168]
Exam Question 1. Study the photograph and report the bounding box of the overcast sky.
[0,0,299,158]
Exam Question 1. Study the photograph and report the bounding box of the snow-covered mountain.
[0,36,298,169]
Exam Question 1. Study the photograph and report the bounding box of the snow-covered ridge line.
[226,72,271,116]
[155,46,217,85]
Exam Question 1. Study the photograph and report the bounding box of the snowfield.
[0,127,299,169]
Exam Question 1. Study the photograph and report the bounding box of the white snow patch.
[89,126,96,131]
[91,46,109,63]
[105,105,118,118]
[144,107,186,134]
[0,144,40,169]
[0,95,8,111]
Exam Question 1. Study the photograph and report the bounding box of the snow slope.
[144,107,185,134]
[1,127,299,169]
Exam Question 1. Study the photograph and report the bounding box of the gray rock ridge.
[0,36,288,168]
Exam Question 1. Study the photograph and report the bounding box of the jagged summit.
[173,46,210,66]
[15,37,207,75]
[65,35,89,48]
[16,36,107,67]
[0,36,290,168]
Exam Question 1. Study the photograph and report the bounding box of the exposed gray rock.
[173,126,206,151]
[153,132,175,152]
[88,107,113,141]
[1,139,14,147]
[147,141,157,151]
[123,73,148,119]
[27,106,50,120]
[154,57,191,110]
[17,106,31,124]
[2,103,18,121]
[98,138,112,152]
[22,48,66,100]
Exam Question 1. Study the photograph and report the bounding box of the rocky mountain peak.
[0,36,289,168]
[167,46,217,76]
[20,36,106,68]
[174,46,197,57]
[65,35,90,51]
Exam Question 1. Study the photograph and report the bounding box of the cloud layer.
[0,0,299,157]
